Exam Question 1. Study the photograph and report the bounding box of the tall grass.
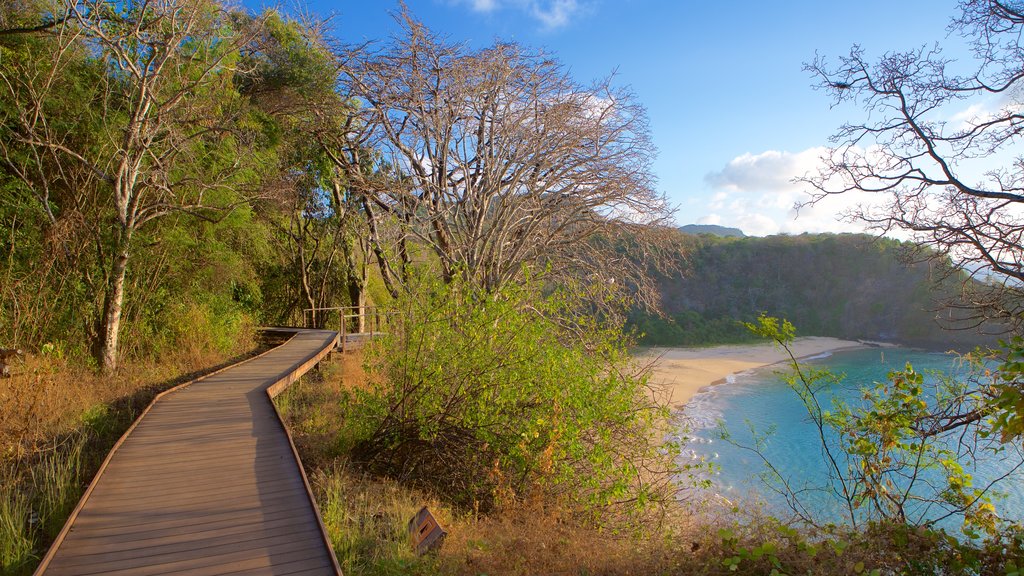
[313,463,440,575]
[0,434,86,575]
[274,355,439,574]
[30,436,84,541]
[0,474,35,574]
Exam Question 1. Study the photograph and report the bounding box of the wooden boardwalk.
[36,329,342,576]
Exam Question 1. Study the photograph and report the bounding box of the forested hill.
[632,231,998,349]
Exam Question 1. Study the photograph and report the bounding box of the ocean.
[680,346,1024,534]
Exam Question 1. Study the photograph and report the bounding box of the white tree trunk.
[99,248,129,373]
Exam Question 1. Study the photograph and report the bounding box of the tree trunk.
[99,247,129,373]
[347,275,364,333]
[361,196,401,299]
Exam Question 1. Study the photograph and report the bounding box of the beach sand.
[636,337,866,408]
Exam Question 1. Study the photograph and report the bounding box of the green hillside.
[632,231,997,349]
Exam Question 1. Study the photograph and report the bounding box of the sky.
[249,0,974,236]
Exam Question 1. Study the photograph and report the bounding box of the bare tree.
[331,11,669,300]
[0,0,266,371]
[803,0,1024,333]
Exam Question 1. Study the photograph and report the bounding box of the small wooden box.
[408,506,446,555]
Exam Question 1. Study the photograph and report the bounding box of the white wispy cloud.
[449,0,585,30]
[470,0,499,11]
[701,148,881,236]
[530,0,579,29]
[944,87,1024,129]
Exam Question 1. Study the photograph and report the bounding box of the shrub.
[345,276,681,521]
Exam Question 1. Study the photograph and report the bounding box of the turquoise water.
[680,347,1024,532]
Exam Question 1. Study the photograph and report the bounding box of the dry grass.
[307,460,696,576]
[437,504,683,575]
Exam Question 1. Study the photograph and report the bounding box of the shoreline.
[635,337,867,409]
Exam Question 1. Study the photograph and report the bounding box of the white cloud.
[948,102,990,130]
[704,148,826,194]
[700,148,883,236]
[530,0,579,29]
[946,91,1023,132]
[449,0,585,30]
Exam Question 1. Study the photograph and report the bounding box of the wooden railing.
[302,305,391,351]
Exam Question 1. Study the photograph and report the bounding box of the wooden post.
[357,298,366,333]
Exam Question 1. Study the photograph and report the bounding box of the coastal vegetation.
[1,0,1023,575]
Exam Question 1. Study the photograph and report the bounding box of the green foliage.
[630,310,758,346]
[345,275,679,519]
[242,10,338,98]
[830,364,1001,535]
[992,337,1024,443]
[744,314,796,344]
[0,10,109,355]
[708,519,1024,576]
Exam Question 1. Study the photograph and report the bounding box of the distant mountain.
[679,224,745,237]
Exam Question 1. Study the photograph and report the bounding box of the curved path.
[35,329,342,576]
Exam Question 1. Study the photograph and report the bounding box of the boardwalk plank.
[213,557,334,576]
[36,329,341,576]
[55,514,312,553]
[68,499,313,533]
[51,539,325,576]
[53,526,322,572]
[64,508,306,544]
[91,478,305,505]
[91,461,305,488]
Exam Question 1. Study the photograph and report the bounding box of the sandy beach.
[636,337,866,408]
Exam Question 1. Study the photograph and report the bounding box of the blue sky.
[256,1,971,235]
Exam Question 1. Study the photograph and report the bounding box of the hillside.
[633,232,998,349]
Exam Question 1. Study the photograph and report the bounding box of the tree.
[804,0,1024,333]
[332,10,669,300]
[0,0,268,371]
[260,161,374,329]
